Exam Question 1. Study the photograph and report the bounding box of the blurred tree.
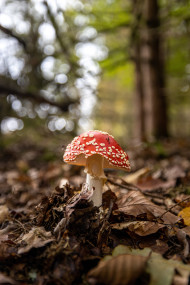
[0,0,100,136]
[89,0,134,143]
[0,1,77,105]
[91,0,168,141]
[132,0,168,141]
[1,0,190,141]
[91,0,190,141]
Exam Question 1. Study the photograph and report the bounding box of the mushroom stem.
[85,154,106,207]
[86,174,103,207]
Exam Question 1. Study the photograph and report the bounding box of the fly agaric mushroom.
[63,130,131,207]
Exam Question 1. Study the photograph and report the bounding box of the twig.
[0,84,78,112]
[13,218,30,234]
[43,0,78,71]
[159,196,190,220]
[107,178,162,199]
[0,24,27,49]
[107,178,139,191]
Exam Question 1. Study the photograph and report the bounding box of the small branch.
[43,0,80,74]
[0,84,78,112]
[107,177,164,199]
[43,1,68,55]
[159,197,190,220]
[0,24,27,49]
[107,177,139,191]
[96,22,130,33]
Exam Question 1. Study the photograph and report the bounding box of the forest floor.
[0,137,190,285]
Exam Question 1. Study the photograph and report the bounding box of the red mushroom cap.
[63,130,131,171]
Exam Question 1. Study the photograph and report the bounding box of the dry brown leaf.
[87,254,148,285]
[65,183,93,217]
[176,228,189,258]
[17,227,54,254]
[116,191,179,224]
[141,239,169,255]
[164,165,185,181]
[124,167,150,184]
[59,178,69,188]
[0,205,9,223]
[111,221,165,236]
[136,177,176,191]
[182,226,190,237]
[44,165,62,180]
[178,207,190,226]
[0,273,18,284]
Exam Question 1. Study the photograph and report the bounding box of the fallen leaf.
[164,165,185,181]
[124,167,150,184]
[87,253,148,285]
[136,177,176,191]
[182,226,190,236]
[116,191,179,224]
[140,239,169,255]
[44,164,62,181]
[65,183,94,218]
[17,227,54,254]
[178,207,190,226]
[111,221,165,236]
[110,245,190,285]
[0,273,18,284]
[0,205,9,223]
[0,224,18,241]
[176,228,189,257]
[59,178,69,188]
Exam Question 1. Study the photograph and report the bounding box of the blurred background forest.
[0,0,190,149]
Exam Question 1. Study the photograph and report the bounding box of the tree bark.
[132,0,168,141]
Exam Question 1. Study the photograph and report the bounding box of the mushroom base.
[86,173,103,207]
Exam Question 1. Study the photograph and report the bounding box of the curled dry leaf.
[116,190,179,224]
[111,221,165,236]
[175,228,189,258]
[87,253,148,285]
[55,184,94,234]
[65,183,94,218]
[124,167,150,184]
[17,227,54,254]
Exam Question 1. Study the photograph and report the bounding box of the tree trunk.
[132,0,168,141]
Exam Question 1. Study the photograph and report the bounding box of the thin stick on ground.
[159,196,190,220]
[107,178,162,199]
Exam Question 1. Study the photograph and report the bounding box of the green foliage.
[91,0,190,139]
[93,62,135,142]
[89,0,131,32]
[167,38,189,76]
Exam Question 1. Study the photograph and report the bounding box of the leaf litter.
[0,139,190,284]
